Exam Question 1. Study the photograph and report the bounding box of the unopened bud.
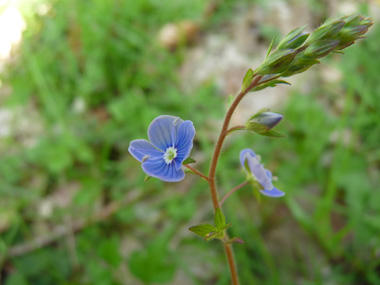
[246,111,283,132]
[335,16,373,50]
[281,55,319,77]
[304,40,340,58]
[306,19,345,44]
[258,49,299,75]
[277,26,309,50]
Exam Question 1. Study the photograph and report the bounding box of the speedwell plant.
[129,14,373,284]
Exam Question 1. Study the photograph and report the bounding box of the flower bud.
[335,16,373,50]
[246,111,283,132]
[281,55,319,77]
[257,49,299,75]
[277,26,309,50]
[304,39,340,58]
[306,19,345,44]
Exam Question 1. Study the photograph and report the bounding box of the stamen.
[142,155,150,162]
[163,146,177,164]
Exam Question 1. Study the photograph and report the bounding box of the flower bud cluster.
[256,14,373,77]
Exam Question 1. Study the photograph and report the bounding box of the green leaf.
[241,68,254,91]
[227,237,245,245]
[98,236,122,267]
[188,224,217,238]
[259,129,286,138]
[219,222,232,231]
[214,207,226,229]
[182,157,196,164]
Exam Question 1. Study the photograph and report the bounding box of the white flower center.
[163,146,177,164]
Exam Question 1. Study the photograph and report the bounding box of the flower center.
[163,146,177,164]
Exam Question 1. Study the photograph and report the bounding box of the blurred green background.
[0,0,379,284]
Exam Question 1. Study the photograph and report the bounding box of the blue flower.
[129,115,196,182]
[240,149,285,197]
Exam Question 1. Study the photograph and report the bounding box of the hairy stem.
[224,243,239,285]
[206,75,263,285]
[184,164,209,181]
[220,181,249,206]
[208,75,263,211]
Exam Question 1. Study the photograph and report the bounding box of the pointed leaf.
[214,208,226,229]
[220,222,232,231]
[144,175,152,182]
[188,224,217,238]
[183,157,196,165]
[259,129,286,138]
[241,68,254,91]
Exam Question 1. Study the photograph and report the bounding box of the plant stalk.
[206,74,263,285]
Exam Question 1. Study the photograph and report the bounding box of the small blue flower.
[240,149,285,197]
[129,115,196,182]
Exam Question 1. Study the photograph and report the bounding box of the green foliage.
[0,0,378,284]
[189,208,232,242]
[128,229,177,283]
[214,208,226,230]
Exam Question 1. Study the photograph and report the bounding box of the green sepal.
[248,108,270,120]
[277,25,308,50]
[258,49,299,75]
[252,79,291,91]
[227,237,245,245]
[252,183,262,203]
[183,157,196,165]
[281,56,320,77]
[188,224,217,238]
[306,19,345,44]
[304,39,339,59]
[214,207,226,230]
[259,129,286,138]
[245,121,270,134]
[266,36,276,58]
[144,175,152,182]
[184,168,195,174]
[241,68,254,91]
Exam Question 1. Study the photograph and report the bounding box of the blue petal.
[260,186,285,197]
[248,157,273,190]
[142,157,185,182]
[129,139,163,162]
[148,115,182,151]
[173,120,195,170]
[265,169,273,180]
[239,149,257,168]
